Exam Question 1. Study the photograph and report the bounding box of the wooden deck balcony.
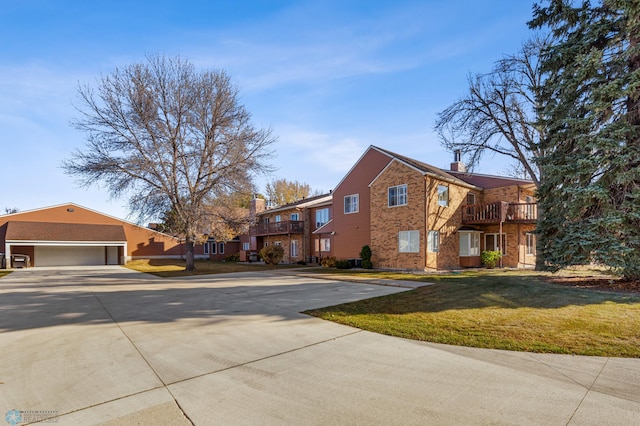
[250,220,305,236]
[462,202,538,225]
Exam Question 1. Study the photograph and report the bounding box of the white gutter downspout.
[4,243,11,268]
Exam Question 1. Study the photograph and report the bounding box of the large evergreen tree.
[530,0,640,279]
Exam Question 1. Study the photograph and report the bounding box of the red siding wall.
[332,147,392,259]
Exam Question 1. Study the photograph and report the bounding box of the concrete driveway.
[0,267,638,425]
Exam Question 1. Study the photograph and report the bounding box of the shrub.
[481,250,502,269]
[259,245,284,265]
[321,256,336,268]
[224,253,240,262]
[335,259,353,269]
[296,260,307,265]
[360,245,373,269]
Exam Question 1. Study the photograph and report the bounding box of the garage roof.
[5,221,126,242]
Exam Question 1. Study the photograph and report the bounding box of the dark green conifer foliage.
[530,0,640,280]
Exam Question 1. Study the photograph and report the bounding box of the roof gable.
[0,202,180,241]
[332,145,394,193]
[369,146,480,190]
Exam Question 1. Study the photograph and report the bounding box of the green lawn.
[304,270,640,358]
[125,258,302,277]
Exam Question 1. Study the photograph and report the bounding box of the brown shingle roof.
[447,171,536,189]
[373,146,536,190]
[5,222,126,242]
[373,146,480,188]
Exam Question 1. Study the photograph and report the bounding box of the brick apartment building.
[246,145,537,270]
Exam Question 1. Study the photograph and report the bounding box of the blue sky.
[1,0,536,221]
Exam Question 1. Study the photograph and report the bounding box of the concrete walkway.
[0,266,638,425]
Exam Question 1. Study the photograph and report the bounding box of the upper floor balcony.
[250,220,305,236]
[462,202,538,225]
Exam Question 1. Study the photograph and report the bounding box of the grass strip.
[125,258,301,277]
[305,271,640,357]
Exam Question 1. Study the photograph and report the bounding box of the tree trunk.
[185,239,196,271]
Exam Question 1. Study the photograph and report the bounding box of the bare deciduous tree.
[65,55,276,271]
[435,37,549,187]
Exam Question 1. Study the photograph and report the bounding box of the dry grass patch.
[305,270,640,357]
[126,258,300,277]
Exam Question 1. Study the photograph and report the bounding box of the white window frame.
[242,242,250,251]
[291,240,298,257]
[437,185,449,207]
[290,213,299,221]
[320,238,331,252]
[211,241,217,254]
[427,230,439,253]
[204,242,210,255]
[218,242,224,254]
[388,184,408,207]
[459,232,480,257]
[526,233,536,256]
[316,208,329,228]
[399,230,420,253]
[274,215,281,223]
[344,194,359,214]
[485,233,507,255]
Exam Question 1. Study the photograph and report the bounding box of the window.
[466,193,476,205]
[525,195,535,219]
[427,231,439,253]
[291,240,298,257]
[274,215,281,223]
[388,184,408,207]
[526,233,536,256]
[320,238,331,252]
[291,213,299,221]
[399,230,420,253]
[274,241,282,246]
[459,232,480,256]
[218,242,224,254]
[316,208,329,228]
[204,242,210,255]
[211,241,217,254]
[438,185,449,207]
[344,194,359,214]
[485,233,507,255]
[242,242,250,251]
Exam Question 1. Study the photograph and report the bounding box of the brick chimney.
[450,150,466,172]
[249,196,266,216]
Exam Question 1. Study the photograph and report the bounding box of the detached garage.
[0,203,200,268]
[5,222,126,266]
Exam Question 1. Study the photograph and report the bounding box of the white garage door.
[35,246,106,267]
